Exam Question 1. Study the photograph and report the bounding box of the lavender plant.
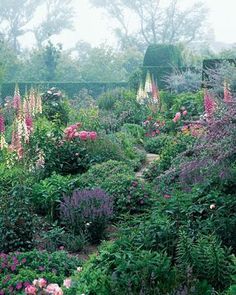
[60,188,113,243]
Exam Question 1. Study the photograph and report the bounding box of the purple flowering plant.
[60,188,113,243]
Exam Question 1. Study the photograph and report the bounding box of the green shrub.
[144,134,172,154]
[121,123,145,143]
[84,135,126,165]
[0,194,36,252]
[70,240,179,295]
[177,232,235,290]
[31,173,78,220]
[80,160,135,185]
[80,160,153,214]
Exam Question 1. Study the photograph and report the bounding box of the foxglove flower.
[13,84,21,111]
[204,89,216,118]
[0,115,5,133]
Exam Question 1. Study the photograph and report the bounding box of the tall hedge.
[0,82,128,100]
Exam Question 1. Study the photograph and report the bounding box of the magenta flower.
[16,282,23,290]
[79,131,88,141]
[0,115,5,133]
[204,89,216,118]
[25,116,33,133]
[25,285,37,295]
[88,131,97,140]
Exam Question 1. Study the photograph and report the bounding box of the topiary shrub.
[143,44,183,89]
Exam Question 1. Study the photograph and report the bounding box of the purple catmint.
[60,188,113,230]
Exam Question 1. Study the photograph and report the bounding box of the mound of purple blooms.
[60,188,113,225]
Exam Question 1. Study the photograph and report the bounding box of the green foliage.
[31,173,77,220]
[80,160,153,214]
[42,87,69,125]
[98,88,149,131]
[144,134,195,181]
[0,194,36,252]
[36,222,87,252]
[177,232,235,290]
[144,134,172,154]
[121,211,177,257]
[160,90,204,118]
[71,240,178,295]
[121,123,145,143]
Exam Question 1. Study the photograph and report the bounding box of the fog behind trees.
[0,0,235,83]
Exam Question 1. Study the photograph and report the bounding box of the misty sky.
[21,0,236,49]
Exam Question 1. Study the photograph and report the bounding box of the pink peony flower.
[38,278,47,288]
[45,284,63,295]
[63,278,72,289]
[25,285,37,294]
[182,110,188,116]
[175,112,181,120]
[89,131,97,140]
[79,131,88,141]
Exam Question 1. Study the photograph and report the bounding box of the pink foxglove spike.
[223,81,233,103]
[204,88,216,118]
[29,88,36,116]
[13,84,21,111]
[0,114,5,133]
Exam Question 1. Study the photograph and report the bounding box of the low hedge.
[0,82,129,99]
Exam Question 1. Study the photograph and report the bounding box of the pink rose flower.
[79,131,88,141]
[89,131,97,140]
[38,278,47,288]
[63,278,72,289]
[182,110,188,116]
[25,285,37,294]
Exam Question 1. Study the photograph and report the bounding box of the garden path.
[135,153,160,179]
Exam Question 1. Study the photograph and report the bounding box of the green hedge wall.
[0,82,129,99]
